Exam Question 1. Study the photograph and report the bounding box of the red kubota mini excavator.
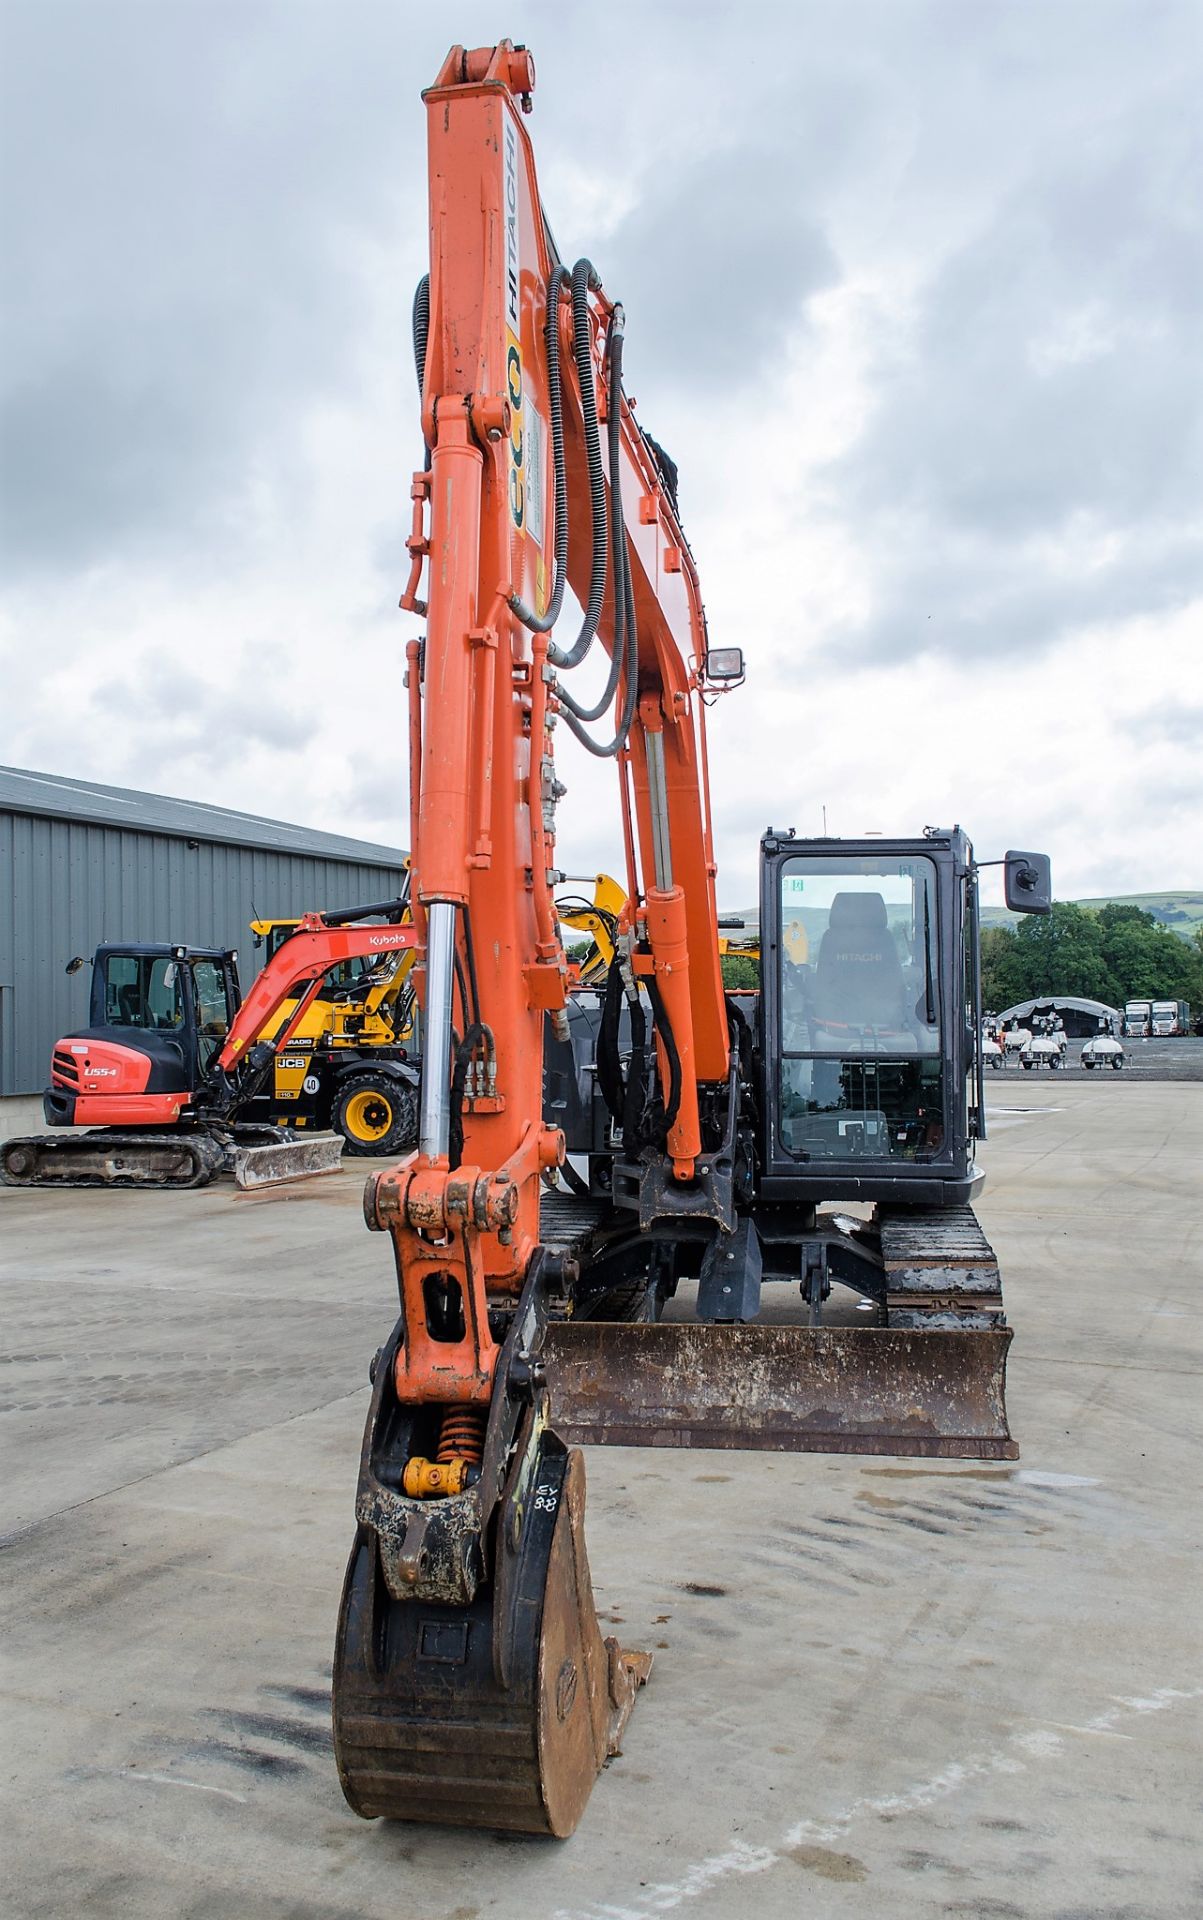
[1,901,416,1189]
[323,40,1053,1835]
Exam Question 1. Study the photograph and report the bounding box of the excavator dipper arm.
[198,915,417,1116]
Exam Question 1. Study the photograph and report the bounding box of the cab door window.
[192,959,231,1070]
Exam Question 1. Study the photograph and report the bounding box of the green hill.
[726,892,1203,943]
[979,892,1203,941]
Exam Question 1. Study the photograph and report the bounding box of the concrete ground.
[2,1082,1200,1920]
[990,1034,1203,1083]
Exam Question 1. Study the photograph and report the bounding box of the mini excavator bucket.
[334,1443,650,1836]
[332,1302,651,1837]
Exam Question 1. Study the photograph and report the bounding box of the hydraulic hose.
[647,976,683,1135]
[413,275,431,464]
[412,276,430,399]
[557,314,629,725]
[548,260,609,667]
[558,314,640,759]
[597,960,628,1124]
[509,261,609,668]
[500,259,639,755]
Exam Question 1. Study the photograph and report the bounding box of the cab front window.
[103,954,184,1031]
[777,857,944,1161]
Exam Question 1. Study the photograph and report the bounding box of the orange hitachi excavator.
[330,41,1052,1836]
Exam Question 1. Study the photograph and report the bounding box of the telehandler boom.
[326,39,1052,1836]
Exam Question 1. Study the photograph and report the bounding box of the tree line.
[980,903,1203,1013]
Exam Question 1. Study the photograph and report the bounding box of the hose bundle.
[505,261,639,760]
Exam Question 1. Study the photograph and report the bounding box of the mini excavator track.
[0,1124,342,1190]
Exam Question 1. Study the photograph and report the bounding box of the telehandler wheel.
[333,1073,417,1156]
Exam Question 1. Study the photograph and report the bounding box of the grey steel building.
[0,766,408,1096]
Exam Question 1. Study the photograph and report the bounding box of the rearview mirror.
[64,955,86,975]
[1004,850,1052,914]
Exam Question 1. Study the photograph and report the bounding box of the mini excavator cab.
[759,827,986,1204]
[43,944,241,1126]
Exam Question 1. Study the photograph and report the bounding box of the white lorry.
[1151,1000,1190,1036]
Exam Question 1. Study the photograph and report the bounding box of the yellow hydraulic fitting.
[403,1456,472,1498]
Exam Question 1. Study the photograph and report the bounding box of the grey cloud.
[91,663,311,756]
[824,517,1202,666]
[607,145,841,393]
[824,66,1202,665]
[2,0,1200,889]
[1121,705,1203,748]
[0,0,420,576]
[842,136,1202,539]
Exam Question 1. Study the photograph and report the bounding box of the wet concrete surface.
[2,1082,1201,1918]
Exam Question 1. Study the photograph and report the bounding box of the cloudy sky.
[2,0,1200,910]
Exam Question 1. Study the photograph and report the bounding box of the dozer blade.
[542,1322,1018,1461]
[231,1130,343,1190]
[0,1130,227,1189]
[332,1436,650,1837]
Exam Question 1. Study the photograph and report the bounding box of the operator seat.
[809,891,907,1039]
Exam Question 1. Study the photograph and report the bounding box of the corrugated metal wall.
[0,809,406,1095]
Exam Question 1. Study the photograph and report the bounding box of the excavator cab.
[759,828,985,1204]
[543,826,1054,1473]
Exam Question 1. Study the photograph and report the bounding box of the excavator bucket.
[230,1129,344,1190]
[332,1438,650,1836]
[542,1322,1018,1461]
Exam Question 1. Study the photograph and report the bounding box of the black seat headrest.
[827,891,889,934]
